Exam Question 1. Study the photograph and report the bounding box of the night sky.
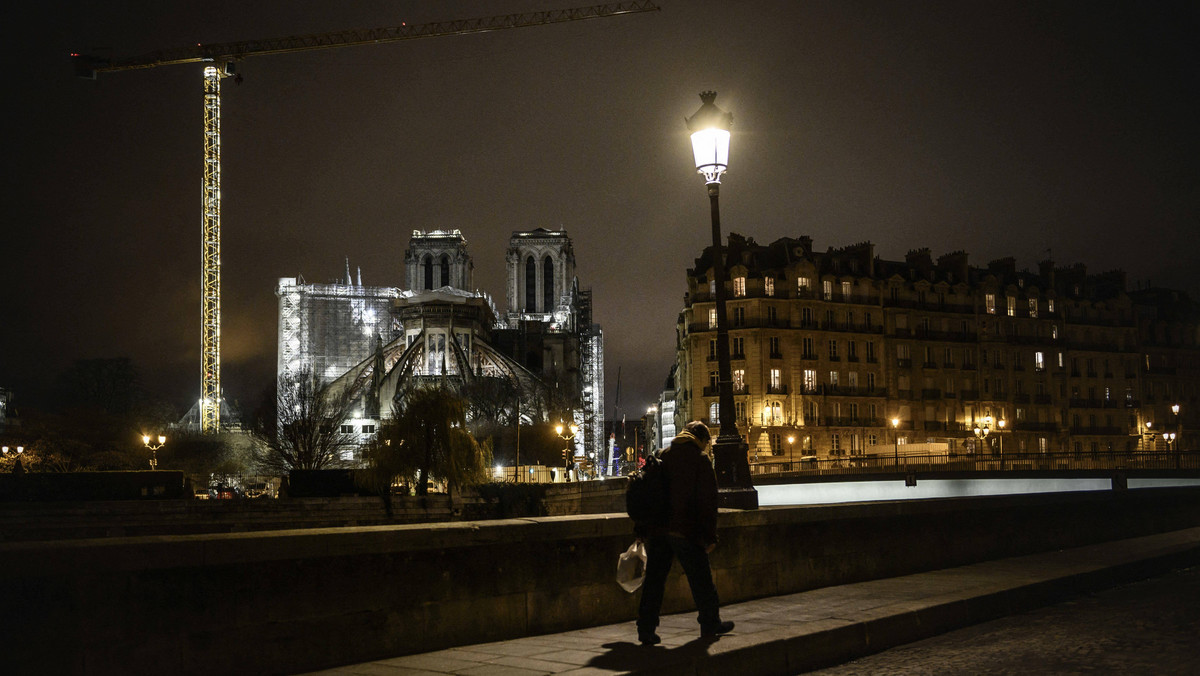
[5,1,1198,420]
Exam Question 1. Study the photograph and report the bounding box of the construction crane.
[74,2,660,433]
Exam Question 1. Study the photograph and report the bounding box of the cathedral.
[275,228,604,462]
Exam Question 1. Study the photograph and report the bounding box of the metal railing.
[750,450,1199,476]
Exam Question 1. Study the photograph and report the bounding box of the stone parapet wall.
[5,486,1200,675]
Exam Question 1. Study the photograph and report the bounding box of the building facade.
[674,234,1199,462]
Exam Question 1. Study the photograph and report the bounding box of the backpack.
[626,451,669,526]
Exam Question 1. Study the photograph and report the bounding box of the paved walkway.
[304,527,1200,676]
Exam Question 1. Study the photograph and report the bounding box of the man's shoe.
[701,620,735,637]
[638,630,661,645]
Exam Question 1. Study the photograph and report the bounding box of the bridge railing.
[750,451,1200,476]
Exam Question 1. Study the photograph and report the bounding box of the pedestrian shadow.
[585,636,720,672]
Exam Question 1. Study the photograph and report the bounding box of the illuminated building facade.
[674,234,1199,461]
[276,228,604,460]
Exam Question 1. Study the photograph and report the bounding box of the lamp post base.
[712,435,758,509]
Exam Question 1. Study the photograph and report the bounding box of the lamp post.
[891,417,901,467]
[1172,404,1182,468]
[556,421,578,482]
[997,418,1007,469]
[686,91,756,509]
[787,434,795,469]
[973,415,992,466]
[142,434,166,470]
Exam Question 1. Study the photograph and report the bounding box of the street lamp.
[1172,404,1182,467]
[997,418,1007,468]
[686,91,756,509]
[891,417,901,467]
[142,434,166,470]
[555,422,578,482]
[973,415,993,462]
[787,434,795,469]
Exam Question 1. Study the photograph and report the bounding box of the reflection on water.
[758,477,1200,506]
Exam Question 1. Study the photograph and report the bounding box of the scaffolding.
[276,278,401,389]
[576,287,605,462]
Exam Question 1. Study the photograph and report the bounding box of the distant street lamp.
[997,418,1007,468]
[1173,403,1182,468]
[686,91,756,509]
[787,434,795,469]
[556,421,579,482]
[891,417,901,467]
[142,434,166,470]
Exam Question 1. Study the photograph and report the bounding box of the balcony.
[921,388,941,399]
[1016,421,1058,432]
[801,352,819,360]
[1013,393,1031,404]
[896,358,913,368]
[1069,398,1104,409]
[943,390,957,399]
[769,352,783,360]
[1034,394,1053,405]
[960,390,980,400]
[1070,426,1125,436]
[766,384,789,395]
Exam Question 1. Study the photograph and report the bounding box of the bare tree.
[251,370,358,472]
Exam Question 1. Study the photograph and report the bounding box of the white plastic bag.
[616,540,647,593]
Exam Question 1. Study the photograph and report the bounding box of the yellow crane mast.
[75,2,660,433]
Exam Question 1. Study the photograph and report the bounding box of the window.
[828,339,839,359]
[708,339,717,359]
[1006,296,1016,317]
[769,336,781,356]
[769,368,782,388]
[805,400,818,421]
[848,371,859,388]
[829,370,840,386]
[866,372,876,390]
[802,336,815,357]
[764,277,774,296]
[733,276,746,297]
[1058,352,1065,368]
[735,401,746,421]
[731,336,744,356]
[733,306,745,326]
[798,276,811,292]
[1048,299,1055,313]
[831,433,841,453]
[803,369,817,393]
[709,371,718,388]
[708,308,717,329]
[841,281,852,298]
[823,280,833,300]
[732,369,745,389]
[362,424,376,434]
[848,341,858,360]
[985,293,996,314]
[341,424,355,433]
[866,341,876,361]
[896,344,911,359]
[767,305,778,325]
[1029,298,1038,318]
[1035,352,1045,371]
[769,432,782,455]
[709,402,720,424]
[1052,324,1059,339]
[868,433,879,446]
[768,401,782,425]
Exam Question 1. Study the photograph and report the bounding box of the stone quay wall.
[4,486,1200,675]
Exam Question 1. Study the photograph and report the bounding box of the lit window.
[823,280,833,300]
[1006,296,1016,317]
[709,280,715,295]
[985,293,996,314]
[829,370,840,386]
[831,433,841,452]
[1052,324,1059,339]
[1035,352,1045,371]
[709,308,718,329]
[733,369,745,389]
[764,277,774,297]
[803,369,817,392]
[709,402,720,424]
[733,276,746,297]
[798,277,810,292]
[841,281,851,298]
[1048,299,1055,313]
[770,368,782,388]
[1028,298,1038,318]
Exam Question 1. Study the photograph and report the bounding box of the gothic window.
[423,254,433,290]
[525,256,536,311]
[440,254,450,287]
[543,256,555,312]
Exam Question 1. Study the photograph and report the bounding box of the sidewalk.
[303,527,1200,676]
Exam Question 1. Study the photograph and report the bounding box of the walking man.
[636,420,734,644]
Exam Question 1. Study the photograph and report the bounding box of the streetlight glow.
[686,91,732,184]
